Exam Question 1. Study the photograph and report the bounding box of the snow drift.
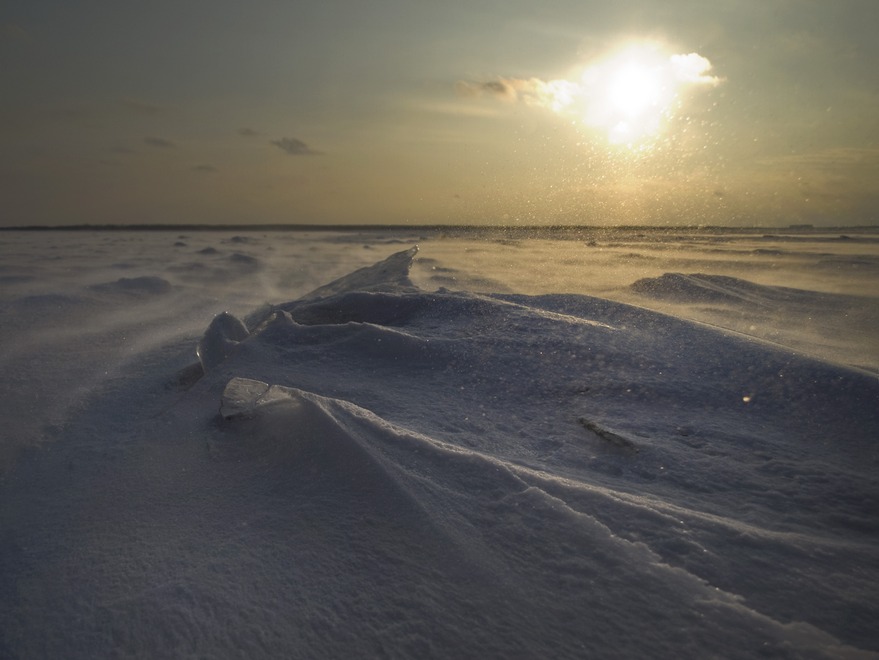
[1,238,877,659]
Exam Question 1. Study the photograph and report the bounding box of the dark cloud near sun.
[456,79,520,102]
[271,137,320,155]
[475,80,517,98]
[144,137,175,148]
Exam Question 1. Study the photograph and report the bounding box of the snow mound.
[5,242,876,658]
[228,252,259,269]
[299,244,419,300]
[89,276,173,295]
[169,248,260,283]
[7,292,83,310]
[201,375,866,657]
[197,311,249,372]
[630,272,815,306]
[180,247,879,654]
[628,271,879,371]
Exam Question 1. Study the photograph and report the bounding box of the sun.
[462,39,721,150]
[579,44,678,146]
[536,40,720,148]
[609,64,663,118]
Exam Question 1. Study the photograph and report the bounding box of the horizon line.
[2,222,877,233]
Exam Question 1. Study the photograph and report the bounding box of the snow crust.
[1,229,877,658]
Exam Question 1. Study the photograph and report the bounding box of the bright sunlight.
[544,41,721,147]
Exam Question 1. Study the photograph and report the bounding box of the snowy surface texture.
[1,229,877,658]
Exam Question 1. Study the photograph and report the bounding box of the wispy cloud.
[456,78,540,103]
[1,22,29,43]
[121,99,163,116]
[457,77,583,113]
[271,137,319,155]
[144,136,175,148]
[411,100,501,118]
[757,147,879,172]
[192,164,218,173]
[238,128,260,137]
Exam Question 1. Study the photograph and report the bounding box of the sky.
[1,0,878,227]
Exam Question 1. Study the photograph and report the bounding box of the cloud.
[0,23,31,44]
[756,147,879,172]
[1,22,29,43]
[144,137,175,148]
[669,53,722,86]
[120,99,163,116]
[456,79,517,101]
[193,164,218,173]
[457,77,583,113]
[412,100,501,118]
[457,46,723,144]
[456,78,543,103]
[238,128,260,137]
[271,137,319,155]
[461,52,720,111]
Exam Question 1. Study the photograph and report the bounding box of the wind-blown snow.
[1,229,877,658]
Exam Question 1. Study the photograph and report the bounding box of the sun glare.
[609,65,663,117]
[535,41,720,148]
[598,49,678,145]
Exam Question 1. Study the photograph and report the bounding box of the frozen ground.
[0,228,877,658]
